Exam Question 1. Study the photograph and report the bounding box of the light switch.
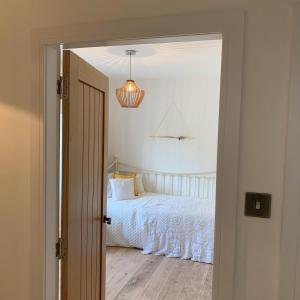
[245,192,272,218]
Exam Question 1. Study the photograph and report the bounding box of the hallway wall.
[0,1,294,300]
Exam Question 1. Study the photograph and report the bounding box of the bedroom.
[73,38,222,300]
[68,37,222,300]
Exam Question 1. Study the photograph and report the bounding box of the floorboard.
[106,247,213,300]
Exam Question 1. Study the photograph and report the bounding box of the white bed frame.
[107,159,216,200]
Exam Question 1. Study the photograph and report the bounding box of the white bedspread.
[106,193,215,263]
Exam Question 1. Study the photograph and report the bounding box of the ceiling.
[72,39,222,80]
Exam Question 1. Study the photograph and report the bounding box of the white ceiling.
[72,39,222,80]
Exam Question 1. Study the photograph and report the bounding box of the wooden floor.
[106,247,213,300]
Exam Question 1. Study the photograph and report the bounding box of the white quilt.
[106,193,215,263]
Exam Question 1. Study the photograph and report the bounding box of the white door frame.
[44,45,60,300]
[31,10,245,300]
[280,4,300,300]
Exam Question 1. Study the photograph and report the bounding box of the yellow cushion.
[113,173,138,196]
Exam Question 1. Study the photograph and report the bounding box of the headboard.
[107,159,216,200]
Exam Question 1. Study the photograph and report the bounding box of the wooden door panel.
[62,50,108,300]
[95,91,103,300]
[86,84,95,300]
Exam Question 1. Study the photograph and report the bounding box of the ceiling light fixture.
[115,50,145,108]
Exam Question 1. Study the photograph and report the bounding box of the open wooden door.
[60,50,109,300]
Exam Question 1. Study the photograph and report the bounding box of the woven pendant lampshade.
[115,50,145,108]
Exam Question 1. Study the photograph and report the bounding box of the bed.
[106,161,216,264]
[107,193,215,263]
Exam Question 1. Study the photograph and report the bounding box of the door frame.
[31,10,245,300]
[280,3,300,300]
[44,45,60,300]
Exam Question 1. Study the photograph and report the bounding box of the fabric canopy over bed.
[106,193,215,264]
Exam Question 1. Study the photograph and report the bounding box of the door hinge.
[56,237,66,260]
[57,76,69,100]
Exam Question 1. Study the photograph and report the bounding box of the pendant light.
[115,50,145,108]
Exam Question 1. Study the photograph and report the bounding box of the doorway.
[37,9,245,297]
[56,35,221,300]
[70,37,221,300]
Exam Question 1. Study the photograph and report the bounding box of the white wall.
[0,1,296,300]
[108,78,220,173]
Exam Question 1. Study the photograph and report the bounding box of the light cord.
[129,52,132,80]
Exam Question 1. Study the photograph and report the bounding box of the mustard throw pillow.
[113,173,138,196]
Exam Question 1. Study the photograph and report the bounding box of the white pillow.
[107,172,113,198]
[136,173,145,194]
[110,178,135,201]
